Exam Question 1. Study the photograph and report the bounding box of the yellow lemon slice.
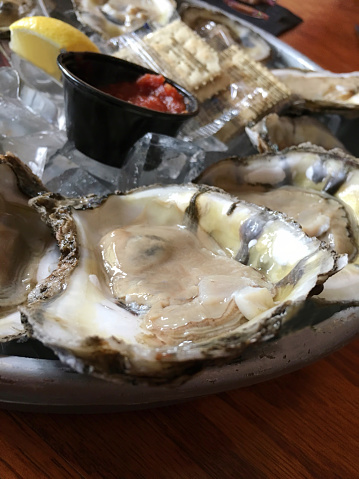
[9,16,100,81]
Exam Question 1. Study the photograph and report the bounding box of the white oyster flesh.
[234,186,356,259]
[100,224,276,344]
[21,184,342,383]
[180,4,271,62]
[72,0,176,39]
[318,264,359,302]
[0,154,58,341]
[272,69,359,112]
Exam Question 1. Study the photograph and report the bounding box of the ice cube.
[0,96,54,137]
[10,53,62,94]
[45,167,113,198]
[44,141,124,196]
[0,130,66,179]
[56,142,124,190]
[121,133,206,190]
[20,84,65,130]
[0,67,20,98]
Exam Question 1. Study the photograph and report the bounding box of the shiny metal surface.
[1,306,358,411]
[1,2,357,411]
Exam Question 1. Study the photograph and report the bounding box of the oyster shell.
[20,184,341,384]
[0,153,58,341]
[245,113,347,153]
[179,3,271,62]
[72,0,177,39]
[0,0,35,30]
[197,145,359,303]
[272,69,359,115]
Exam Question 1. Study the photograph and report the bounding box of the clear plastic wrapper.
[113,18,291,143]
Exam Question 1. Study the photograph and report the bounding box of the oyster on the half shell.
[0,153,58,341]
[20,184,342,384]
[197,145,359,304]
[245,113,347,153]
[72,0,177,39]
[179,3,271,62]
[272,69,359,115]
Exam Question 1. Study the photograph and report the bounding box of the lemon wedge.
[9,16,100,81]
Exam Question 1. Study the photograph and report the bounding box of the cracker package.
[113,19,291,144]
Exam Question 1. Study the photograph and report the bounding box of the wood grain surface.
[1,2,359,478]
[280,0,359,72]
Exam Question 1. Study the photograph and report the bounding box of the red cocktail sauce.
[100,74,187,114]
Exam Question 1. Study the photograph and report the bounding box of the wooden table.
[1,2,359,478]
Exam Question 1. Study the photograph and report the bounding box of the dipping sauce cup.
[57,52,199,167]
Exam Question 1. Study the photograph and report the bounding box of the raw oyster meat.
[245,113,347,153]
[72,0,177,39]
[20,184,341,383]
[0,153,58,341]
[197,145,359,303]
[272,69,359,115]
[180,3,271,62]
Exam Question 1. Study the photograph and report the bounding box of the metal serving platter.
[1,0,358,412]
[1,306,358,412]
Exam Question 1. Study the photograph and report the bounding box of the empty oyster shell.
[272,69,359,115]
[197,145,359,303]
[179,2,271,62]
[20,184,341,384]
[0,153,58,341]
[245,113,347,153]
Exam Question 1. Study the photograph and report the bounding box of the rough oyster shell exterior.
[245,113,347,153]
[0,153,56,341]
[20,184,342,384]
